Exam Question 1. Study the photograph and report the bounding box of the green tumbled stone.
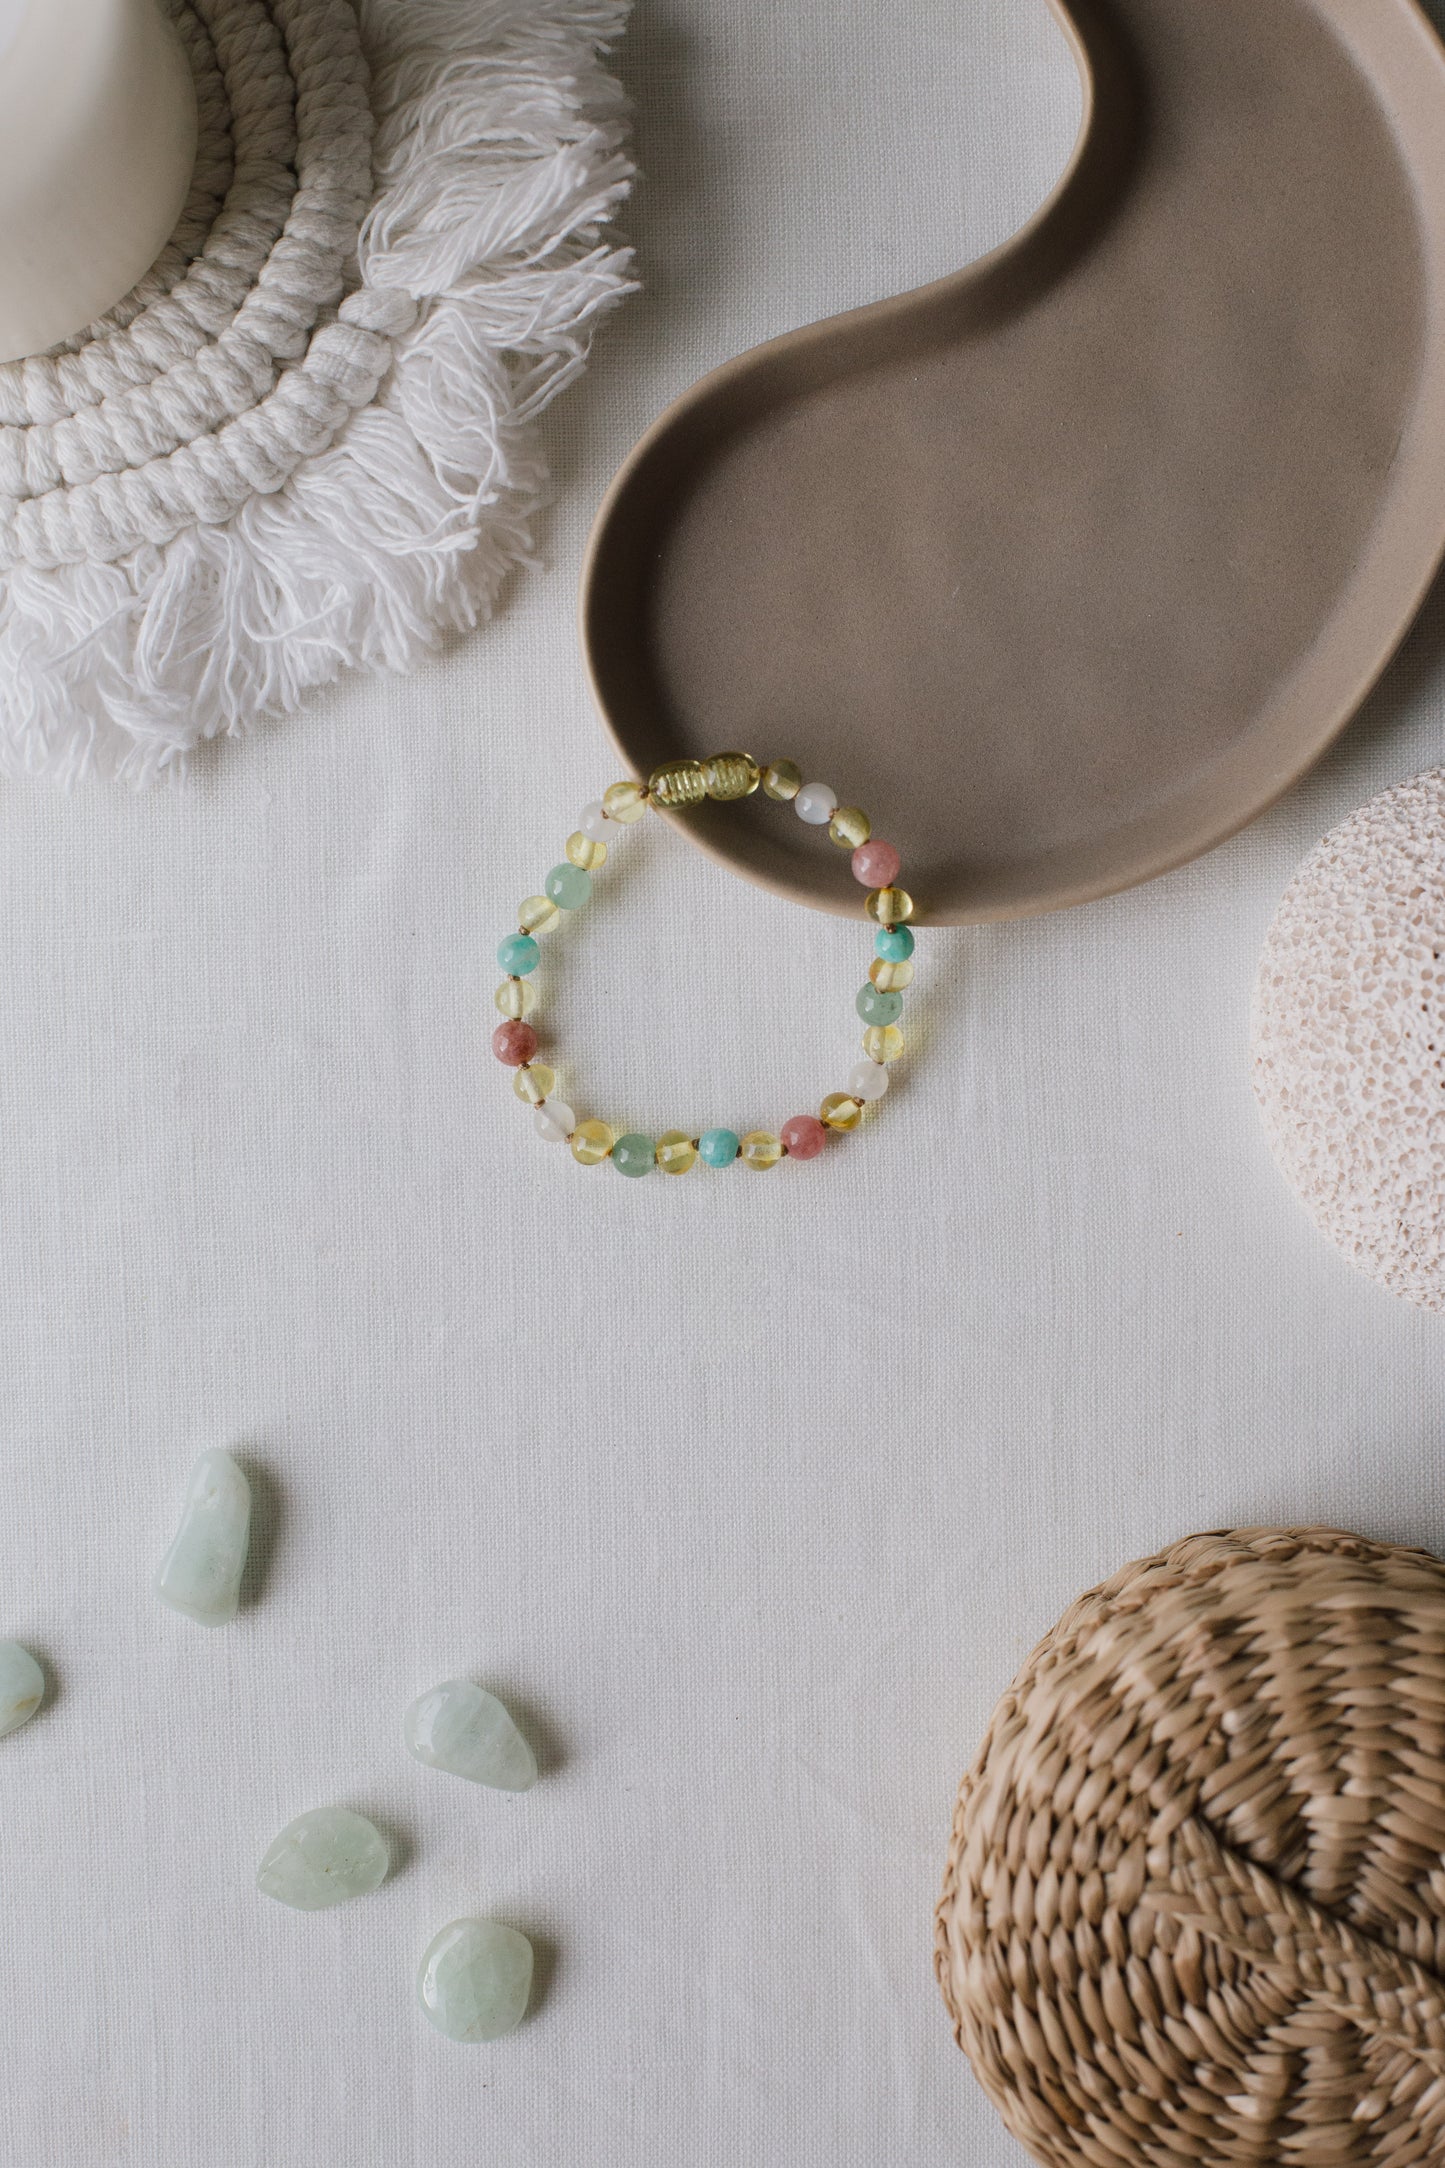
[405,1680,537,1792]
[257,1806,389,1911]
[418,1918,533,2043]
[154,1448,251,1628]
[0,1641,43,1738]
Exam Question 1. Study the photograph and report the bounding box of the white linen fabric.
[3,4,1445,2165]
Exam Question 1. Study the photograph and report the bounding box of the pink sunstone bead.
[852,839,901,888]
[492,1020,538,1067]
[781,1114,827,1161]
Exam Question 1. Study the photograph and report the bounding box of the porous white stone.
[0,1642,43,1738]
[417,1918,533,2043]
[1252,767,1445,1310]
[154,1449,251,1627]
[257,1806,389,1911]
[404,1681,537,1791]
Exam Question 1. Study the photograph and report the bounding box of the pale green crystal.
[417,1918,533,2043]
[404,1680,537,1792]
[0,1641,43,1738]
[154,1449,251,1627]
[257,1806,389,1911]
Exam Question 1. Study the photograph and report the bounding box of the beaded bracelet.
[491,754,918,1174]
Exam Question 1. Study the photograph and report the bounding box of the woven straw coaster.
[938,1526,1445,2166]
[0,0,634,782]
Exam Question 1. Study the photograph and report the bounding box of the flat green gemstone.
[257,1806,390,1911]
[612,1133,655,1177]
[405,1680,537,1791]
[418,1918,533,2043]
[154,1449,251,1628]
[0,1641,43,1738]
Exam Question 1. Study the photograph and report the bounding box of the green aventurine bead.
[0,1641,44,1738]
[612,1133,655,1176]
[418,1918,534,2044]
[545,862,592,911]
[875,925,915,962]
[154,1449,251,1628]
[856,982,904,1027]
[257,1806,390,1911]
[698,1128,740,1166]
[405,1680,537,1792]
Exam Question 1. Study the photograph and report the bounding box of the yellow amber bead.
[648,759,707,809]
[603,779,649,824]
[494,979,535,1019]
[513,1064,555,1104]
[656,1130,698,1174]
[869,956,914,992]
[761,759,802,802]
[866,885,915,927]
[702,752,760,801]
[518,894,560,935]
[566,831,608,871]
[740,1131,783,1170]
[828,806,871,849]
[570,1119,614,1165]
[820,1092,863,1131]
[862,1024,904,1063]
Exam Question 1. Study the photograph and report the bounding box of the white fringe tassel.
[0,0,635,785]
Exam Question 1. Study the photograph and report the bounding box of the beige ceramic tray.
[582,0,1445,923]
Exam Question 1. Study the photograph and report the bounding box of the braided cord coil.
[0,0,389,569]
[0,0,635,780]
[937,1528,1445,2165]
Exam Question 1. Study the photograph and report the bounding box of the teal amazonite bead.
[497,933,540,976]
[857,983,904,1026]
[612,1133,655,1176]
[875,925,915,962]
[698,1128,740,1166]
[545,862,592,911]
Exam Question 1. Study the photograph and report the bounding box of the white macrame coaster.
[0,0,635,782]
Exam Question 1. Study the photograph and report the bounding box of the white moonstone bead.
[795,782,838,825]
[847,1059,890,1102]
[579,802,612,842]
[257,1806,390,1910]
[0,1641,44,1738]
[154,1449,251,1627]
[418,1918,534,2043]
[405,1680,538,1791]
[534,1100,575,1143]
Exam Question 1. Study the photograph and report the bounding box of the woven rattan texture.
[936,1527,1445,2166]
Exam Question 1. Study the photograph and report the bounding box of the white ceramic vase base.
[0,0,634,782]
[1252,766,1445,1312]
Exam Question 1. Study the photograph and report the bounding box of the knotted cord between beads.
[490,753,921,1175]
